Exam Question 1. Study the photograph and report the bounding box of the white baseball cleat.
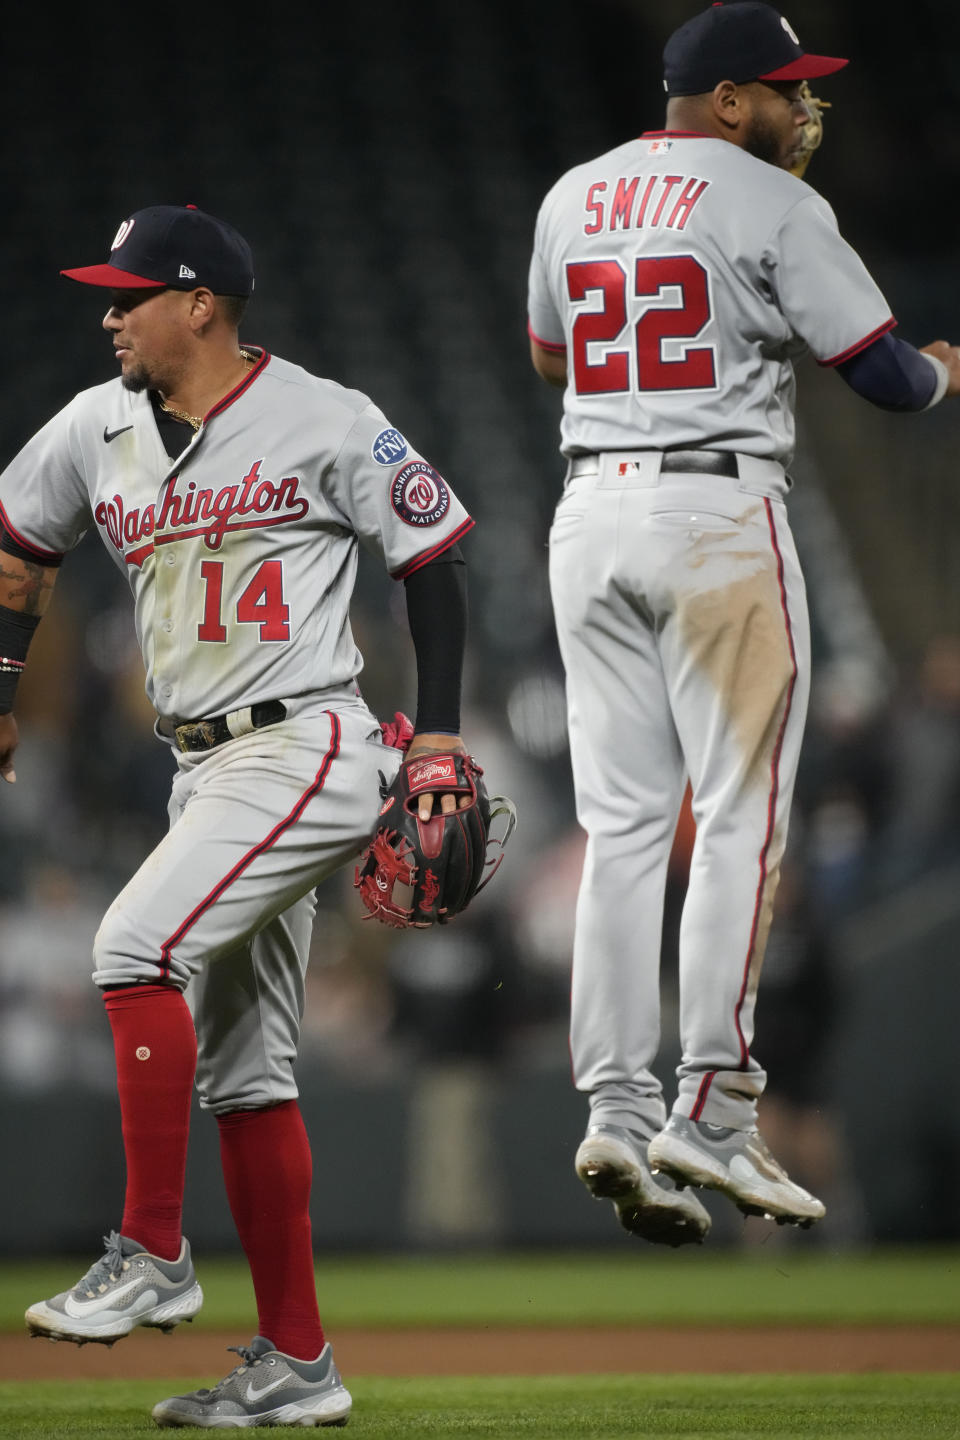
[25,1230,203,1345]
[152,1335,352,1428]
[575,1122,711,1246]
[648,1114,826,1226]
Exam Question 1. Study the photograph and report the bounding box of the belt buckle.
[175,719,220,753]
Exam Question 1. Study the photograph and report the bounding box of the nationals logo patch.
[391,461,450,528]
[372,427,408,466]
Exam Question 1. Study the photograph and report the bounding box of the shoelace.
[227,1344,264,1369]
[187,1348,266,1402]
[75,1231,129,1297]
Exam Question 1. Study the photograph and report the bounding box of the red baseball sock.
[104,984,197,1263]
[217,1100,325,1361]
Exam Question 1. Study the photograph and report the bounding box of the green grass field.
[3,1248,959,1331]
[1,1376,959,1440]
[1,1250,958,1438]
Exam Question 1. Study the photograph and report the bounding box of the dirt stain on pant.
[678,563,795,793]
[676,562,797,985]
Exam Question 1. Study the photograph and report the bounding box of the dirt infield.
[2,1326,958,1379]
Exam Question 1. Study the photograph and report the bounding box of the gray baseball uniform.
[528,131,893,1133]
[0,350,472,1111]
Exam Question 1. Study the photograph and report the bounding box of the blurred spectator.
[876,633,960,889]
[747,849,867,1245]
[793,657,892,921]
[0,861,116,1093]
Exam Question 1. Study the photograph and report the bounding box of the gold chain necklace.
[157,398,203,431]
[157,350,256,432]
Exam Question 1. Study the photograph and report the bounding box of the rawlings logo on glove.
[354,749,517,928]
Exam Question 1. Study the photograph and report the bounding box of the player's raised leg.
[26,704,391,1345]
[550,489,711,1245]
[648,493,823,1224]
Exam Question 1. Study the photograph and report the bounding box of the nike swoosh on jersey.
[63,1278,153,1317]
[245,1373,289,1402]
[103,425,134,443]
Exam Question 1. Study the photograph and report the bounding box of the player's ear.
[186,287,216,331]
[712,80,743,134]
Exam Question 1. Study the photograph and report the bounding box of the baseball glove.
[354,751,517,928]
[789,82,830,179]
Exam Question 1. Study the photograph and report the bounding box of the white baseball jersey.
[528,131,894,465]
[0,350,472,721]
[529,128,890,1157]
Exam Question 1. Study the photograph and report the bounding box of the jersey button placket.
[155,538,178,711]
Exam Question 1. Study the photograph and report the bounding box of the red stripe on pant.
[690,501,798,1121]
[158,712,341,980]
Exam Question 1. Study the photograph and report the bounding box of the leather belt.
[569,449,739,479]
[174,699,287,753]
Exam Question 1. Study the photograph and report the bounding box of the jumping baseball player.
[527,1,960,1247]
[0,203,476,1427]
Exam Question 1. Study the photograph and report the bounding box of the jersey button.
[162,620,174,633]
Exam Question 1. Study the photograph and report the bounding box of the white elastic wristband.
[920,352,950,409]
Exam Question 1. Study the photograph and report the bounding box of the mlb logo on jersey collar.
[663,1,847,97]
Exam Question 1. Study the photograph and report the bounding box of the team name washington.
[95,460,309,562]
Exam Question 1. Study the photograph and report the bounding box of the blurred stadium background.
[1,0,958,1255]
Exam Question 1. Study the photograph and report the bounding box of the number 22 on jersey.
[197,560,291,642]
[567,254,717,395]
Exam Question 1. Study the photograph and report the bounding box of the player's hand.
[405,732,470,820]
[0,711,19,785]
[920,340,960,397]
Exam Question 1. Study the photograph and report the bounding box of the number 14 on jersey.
[197,559,291,642]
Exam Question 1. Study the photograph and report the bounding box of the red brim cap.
[760,53,849,82]
[60,264,167,288]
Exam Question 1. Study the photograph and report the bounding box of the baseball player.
[0,203,474,1427]
[527,1,960,1246]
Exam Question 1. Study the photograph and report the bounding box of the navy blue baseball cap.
[61,205,254,296]
[664,2,848,97]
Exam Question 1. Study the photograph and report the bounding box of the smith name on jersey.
[528,132,894,466]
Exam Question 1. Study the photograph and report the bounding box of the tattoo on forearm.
[0,558,55,616]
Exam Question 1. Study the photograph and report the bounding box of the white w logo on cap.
[111,219,135,251]
[780,14,800,44]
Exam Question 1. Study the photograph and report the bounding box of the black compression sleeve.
[403,546,466,734]
[834,331,940,411]
[0,604,41,714]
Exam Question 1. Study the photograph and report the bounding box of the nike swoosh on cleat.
[103,425,134,443]
[63,1279,154,1317]
[245,1374,289,1402]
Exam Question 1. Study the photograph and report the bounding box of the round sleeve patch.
[391,461,450,527]
[372,428,408,465]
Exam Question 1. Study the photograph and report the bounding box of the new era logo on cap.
[663,1,848,96]
[61,205,254,296]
